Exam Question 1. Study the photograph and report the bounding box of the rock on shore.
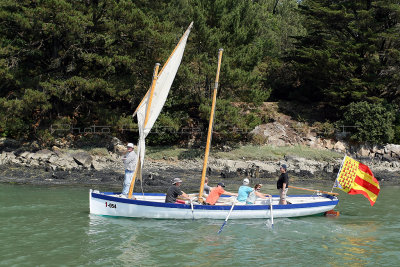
[0,145,399,190]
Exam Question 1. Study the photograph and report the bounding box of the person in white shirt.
[121,143,137,197]
[246,184,271,204]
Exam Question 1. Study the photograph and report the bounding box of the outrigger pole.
[288,185,339,196]
[128,63,160,199]
[198,48,224,203]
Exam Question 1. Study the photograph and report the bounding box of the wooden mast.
[128,63,160,199]
[198,48,223,203]
[128,22,193,198]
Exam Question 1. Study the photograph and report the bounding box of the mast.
[128,63,160,199]
[128,22,193,199]
[198,48,224,203]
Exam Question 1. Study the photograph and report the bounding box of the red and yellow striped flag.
[335,156,380,206]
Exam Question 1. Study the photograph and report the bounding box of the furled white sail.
[133,22,193,177]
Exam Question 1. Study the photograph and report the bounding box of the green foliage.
[341,101,395,144]
[285,0,400,110]
[394,125,400,144]
[393,112,400,144]
[199,98,261,143]
[37,129,55,147]
[312,121,335,138]
[0,89,50,138]
[213,144,343,161]
[89,147,109,156]
[146,146,203,160]
[239,89,271,105]
[250,134,269,146]
[0,0,398,148]
[146,112,185,145]
[2,0,297,143]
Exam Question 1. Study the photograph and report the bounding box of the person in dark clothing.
[165,178,191,203]
[277,164,289,204]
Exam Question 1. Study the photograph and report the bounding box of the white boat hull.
[89,190,339,219]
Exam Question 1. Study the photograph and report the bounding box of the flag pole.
[331,154,347,192]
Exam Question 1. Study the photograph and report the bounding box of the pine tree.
[286,0,400,110]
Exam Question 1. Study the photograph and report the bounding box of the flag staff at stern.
[333,155,380,206]
[198,48,224,203]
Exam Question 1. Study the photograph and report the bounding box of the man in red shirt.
[205,182,238,205]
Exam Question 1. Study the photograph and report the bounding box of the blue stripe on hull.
[91,192,339,211]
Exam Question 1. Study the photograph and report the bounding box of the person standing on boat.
[277,164,289,204]
[165,178,191,204]
[246,184,272,204]
[121,143,137,196]
[237,178,253,203]
[205,182,237,205]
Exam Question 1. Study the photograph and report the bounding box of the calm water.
[1,183,399,266]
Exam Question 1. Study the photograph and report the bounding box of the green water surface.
[0,183,399,266]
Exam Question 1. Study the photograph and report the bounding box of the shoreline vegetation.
[146,145,344,162]
[1,1,399,149]
[1,143,399,192]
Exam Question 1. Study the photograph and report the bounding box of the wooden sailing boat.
[89,22,339,219]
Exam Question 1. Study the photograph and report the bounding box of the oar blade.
[269,197,274,230]
[190,199,194,220]
[217,221,227,234]
[218,200,236,234]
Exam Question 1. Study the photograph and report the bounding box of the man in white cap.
[237,178,253,203]
[165,178,191,203]
[121,143,137,196]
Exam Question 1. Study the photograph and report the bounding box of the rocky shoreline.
[1,144,399,193]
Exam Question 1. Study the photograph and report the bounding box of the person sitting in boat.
[237,178,253,204]
[165,178,191,204]
[246,184,271,204]
[277,164,289,204]
[121,142,137,197]
[203,177,213,196]
[205,182,237,205]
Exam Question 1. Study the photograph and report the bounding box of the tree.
[0,0,306,145]
[285,0,400,111]
[341,101,395,144]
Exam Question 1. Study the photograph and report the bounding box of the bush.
[146,112,185,145]
[341,101,395,144]
[239,88,271,105]
[393,125,400,144]
[199,98,262,143]
[312,121,335,138]
[251,134,269,145]
[37,129,55,146]
[0,89,50,139]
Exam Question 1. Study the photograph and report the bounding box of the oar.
[288,186,339,196]
[189,198,194,220]
[269,196,274,229]
[218,200,236,234]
